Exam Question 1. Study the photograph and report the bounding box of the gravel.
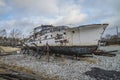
[0,46,120,80]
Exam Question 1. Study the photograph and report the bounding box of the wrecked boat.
[24,24,108,56]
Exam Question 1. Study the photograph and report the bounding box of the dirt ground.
[0,46,20,53]
[0,61,58,80]
[0,45,120,80]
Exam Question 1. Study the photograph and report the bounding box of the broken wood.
[0,72,38,80]
[94,50,117,57]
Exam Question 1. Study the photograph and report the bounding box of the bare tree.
[10,29,22,47]
[0,29,6,37]
[0,29,7,45]
[10,29,22,38]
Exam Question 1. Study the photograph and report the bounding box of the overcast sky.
[0,0,120,37]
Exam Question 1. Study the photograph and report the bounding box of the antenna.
[116,26,119,38]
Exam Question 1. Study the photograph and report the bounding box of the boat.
[25,23,108,56]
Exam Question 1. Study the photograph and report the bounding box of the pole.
[116,26,118,38]
[116,26,118,44]
[46,42,50,62]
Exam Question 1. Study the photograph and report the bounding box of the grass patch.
[80,58,96,64]
[0,46,20,53]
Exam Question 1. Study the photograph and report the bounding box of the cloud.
[11,0,59,15]
[77,0,120,23]
[9,0,87,25]
[0,0,6,7]
[0,0,6,14]
[0,19,35,36]
[0,0,120,36]
[54,7,87,25]
[0,0,13,18]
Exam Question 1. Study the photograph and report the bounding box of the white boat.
[25,24,108,55]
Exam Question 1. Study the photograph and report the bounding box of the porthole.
[63,32,66,35]
[72,31,75,33]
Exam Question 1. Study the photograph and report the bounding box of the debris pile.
[0,52,120,80]
[0,61,39,80]
[0,45,120,80]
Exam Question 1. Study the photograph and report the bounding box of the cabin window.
[55,34,63,40]
[59,28,60,31]
[47,30,50,33]
[53,27,59,31]
[72,31,75,33]
[50,28,53,32]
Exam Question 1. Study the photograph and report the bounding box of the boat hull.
[29,46,97,55]
[50,46,97,55]
[24,24,108,56]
